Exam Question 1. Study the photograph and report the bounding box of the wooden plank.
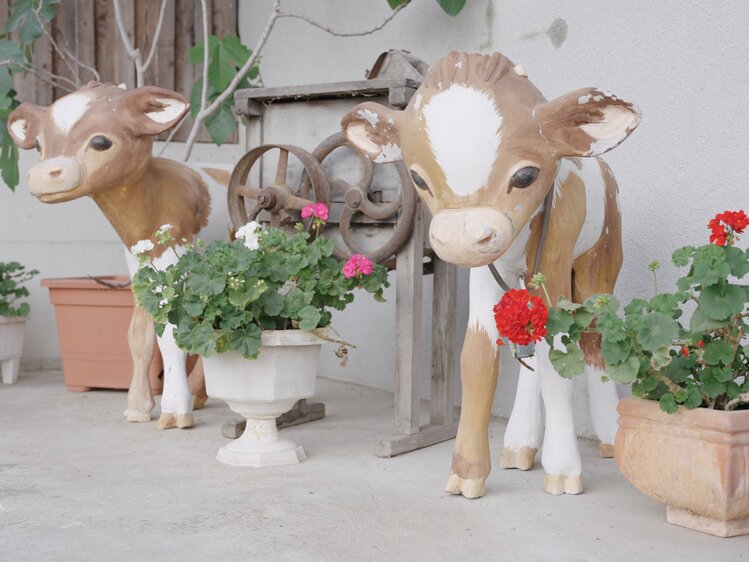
[173,0,196,142]
[94,0,117,85]
[374,422,458,458]
[393,199,423,435]
[113,0,136,87]
[52,0,77,99]
[32,27,54,105]
[234,79,420,113]
[211,0,236,37]
[135,0,175,90]
[77,0,97,84]
[430,257,457,425]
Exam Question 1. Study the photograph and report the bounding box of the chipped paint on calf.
[51,93,91,132]
[357,108,379,128]
[374,142,402,163]
[146,98,188,124]
[414,92,423,110]
[423,84,503,197]
[572,158,606,258]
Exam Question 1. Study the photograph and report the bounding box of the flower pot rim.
[0,315,28,325]
[618,396,749,431]
[41,275,131,290]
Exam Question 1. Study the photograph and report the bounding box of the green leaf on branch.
[698,283,745,320]
[437,0,466,16]
[387,0,409,8]
[703,340,735,366]
[549,345,585,378]
[637,312,679,352]
[607,355,640,384]
[204,100,237,145]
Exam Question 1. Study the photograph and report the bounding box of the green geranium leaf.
[650,346,672,370]
[556,298,582,312]
[227,324,262,359]
[671,246,694,267]
[698,283,745,321]
[648,293,679,315]
[624,298,648,315]
[298,305,322,332]
[607,355,640,384]
[637,312,679,352]
[601,336,632,364]
[690,306,726,333]
[549,345,585,378]
[659,393,678,414]
[546,308,574,335]
[724,246,749,278]
[663,355,694,383]
[704,339,735,366]
[188,323,218,357]
[190,269,226,295]
[684,388,703,409]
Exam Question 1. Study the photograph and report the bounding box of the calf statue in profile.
[7,83,232,429]
[342,52,640,497]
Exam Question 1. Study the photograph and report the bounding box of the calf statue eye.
[89,135,113,151]
[409,169,430,191]
[510,166,540,189]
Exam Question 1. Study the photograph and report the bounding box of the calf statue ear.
[341,102,403,163]
[535,88,641,157]
[7,103,46,149]
[118,86,190,137]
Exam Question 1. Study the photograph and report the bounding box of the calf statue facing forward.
[342,52,640,497]
[7,83,232,429]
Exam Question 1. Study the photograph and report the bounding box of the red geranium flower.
[697,340,704,348]
[680,346,690,357]
[493,289,548,346]
[708,210,748,246]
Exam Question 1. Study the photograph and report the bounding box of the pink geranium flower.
[301,202,329,222]
[343,253,374,279]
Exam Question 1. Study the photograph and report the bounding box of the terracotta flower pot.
[616,397,749,537]
[0,315,27,384]
[42,276,163,393]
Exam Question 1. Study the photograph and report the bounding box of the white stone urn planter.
[0,316,27,384]
[202,329,324,467]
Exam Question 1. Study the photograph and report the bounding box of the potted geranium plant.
[131,204,388,467]
[494,210,749,537]
[0,262,38,384]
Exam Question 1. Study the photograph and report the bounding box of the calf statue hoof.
[444,473,487,499]
[158,412,195,430]
[543,473,583,495]
[124,408,152,423]
[597,442,615,458]
[500,446,537,470]
[192,394,208,411]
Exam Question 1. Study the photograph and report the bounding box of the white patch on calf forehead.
[423,84,503,197]
[9,118,27,140]
[146,98,186,124]
[51,93,91,132]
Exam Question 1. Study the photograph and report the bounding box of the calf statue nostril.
[48,169,62,179]
[476,228,497,246]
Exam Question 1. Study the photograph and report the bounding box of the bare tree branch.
[34,1,81,86]
[113,0,143,87]
[156,113,190,157]
[0,59,76,92]
[62,44,101,82]
[277,1,411,37]
[182,0,281,160]
[198,0,209,116]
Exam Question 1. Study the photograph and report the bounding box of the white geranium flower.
[158,298,169,308]
[235,221,263,250]
[157,224,173,234]
[130,239,155,255]
[153,285,164,294]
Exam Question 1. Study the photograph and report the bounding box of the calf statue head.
[7,82,189,203]
[342,52,640,267]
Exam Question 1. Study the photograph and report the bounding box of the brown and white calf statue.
[342,52,640,497]
[7,82,232,429]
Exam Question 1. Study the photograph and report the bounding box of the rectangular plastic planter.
[42,276,163,393]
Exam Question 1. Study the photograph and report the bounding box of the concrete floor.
[1,372,747,562]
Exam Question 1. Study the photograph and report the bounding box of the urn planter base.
[667,506,749,538]
[216,418,306,467]
[203,330,325,468]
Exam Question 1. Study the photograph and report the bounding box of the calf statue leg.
[157,324,193,429]
[581,333,619,458]
[124,306,156,422]
[538,337,583,495]
[501,359,543,470]
[188,357,208,410]
[445,267,502,499]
